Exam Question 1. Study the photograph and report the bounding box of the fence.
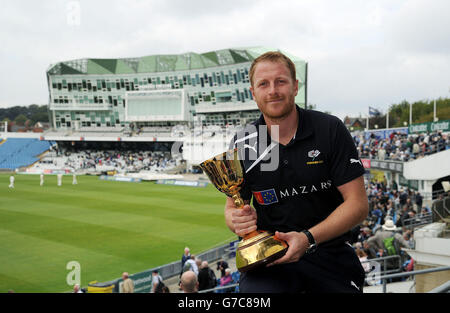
[361,255,403,278]
[94,239,239,293]
[428,280,450,293]
[432,197,450,222]
[401,212,433,229]
[367,266,450,293]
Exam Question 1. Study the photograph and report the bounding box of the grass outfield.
[0,173,234,293]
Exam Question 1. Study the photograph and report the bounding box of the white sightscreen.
[125,90,186,121]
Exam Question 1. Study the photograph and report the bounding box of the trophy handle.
[231,194,244,209]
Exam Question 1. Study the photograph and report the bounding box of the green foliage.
[0,104,49,125]
[14,114,28,125]
[387,98,450,127]
[29,112,50,124]
[367,98,450,128]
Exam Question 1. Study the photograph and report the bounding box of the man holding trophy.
[201,51,368,293]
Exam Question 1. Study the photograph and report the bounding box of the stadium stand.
[355,131,449,162]
[0,138,55,170]
[3,110,448,294]
[351,179,450,286]
[29,141,181,174]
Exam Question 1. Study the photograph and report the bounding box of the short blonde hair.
[249,51,297,87]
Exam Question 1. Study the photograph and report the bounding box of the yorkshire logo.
[308,150,320,160]
[252,189,278,205]
[307,149,323,165]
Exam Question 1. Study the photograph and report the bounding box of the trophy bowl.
[200,149,288,272]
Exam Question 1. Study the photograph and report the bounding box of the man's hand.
[267,231,309,266]
[231,204,258,237]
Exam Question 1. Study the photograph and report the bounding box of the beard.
[258,95,296,121]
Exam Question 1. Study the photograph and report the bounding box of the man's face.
[250,60,298,120]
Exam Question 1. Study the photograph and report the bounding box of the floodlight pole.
[366,107,369,130]
[409,102,412,125]
[386,109,389,129]
[434,99,437,122]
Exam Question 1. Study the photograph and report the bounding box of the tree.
[383,98,450,128]
[0,104,49,125]
[30,112,49,124]
[14,114,28,126]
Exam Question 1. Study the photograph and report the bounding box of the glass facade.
[47,48,307,129]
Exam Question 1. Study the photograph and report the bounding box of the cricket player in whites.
[9,174,15,188]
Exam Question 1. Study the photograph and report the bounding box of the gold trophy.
[200,148,288,272]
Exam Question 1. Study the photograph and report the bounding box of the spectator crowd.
[114,247,239,294]
[350,180,437,283]
[65,149,177,173]
[85,179,447,293]
[177,247,238,293]
[354,131,449,162]
[35,148,179,174]
[72,129,450,293]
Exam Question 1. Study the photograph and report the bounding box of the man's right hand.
[230,204,258,237]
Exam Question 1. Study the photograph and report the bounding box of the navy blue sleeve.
[328,118,365,186]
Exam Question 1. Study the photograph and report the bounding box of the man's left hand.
[267,231,309,266]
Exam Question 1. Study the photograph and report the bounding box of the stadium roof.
[47,47,306,75]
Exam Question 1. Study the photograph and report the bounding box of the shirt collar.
[254,105,314,143]
[294,106,314,142]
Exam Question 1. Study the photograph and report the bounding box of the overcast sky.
[1,0,449,120]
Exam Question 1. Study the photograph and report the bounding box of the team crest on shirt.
[307,149,324,165]
[252,189,279,205]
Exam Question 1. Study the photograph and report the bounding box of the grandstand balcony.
[49,102,112,111]
[403,149,450,181]
[195,101,258,113]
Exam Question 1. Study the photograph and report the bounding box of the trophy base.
[236,231,289,273]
